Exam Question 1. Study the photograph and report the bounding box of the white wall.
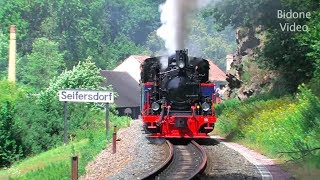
[114,56,141,82]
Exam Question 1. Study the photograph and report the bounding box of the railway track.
[142,140,207,180]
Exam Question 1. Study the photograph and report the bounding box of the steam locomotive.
[140,49,217,138]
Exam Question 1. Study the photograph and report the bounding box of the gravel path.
[81,120,168,180]
[197,139,262,180]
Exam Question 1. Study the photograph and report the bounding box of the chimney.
[226,54,234,72]
[8,25,16,82]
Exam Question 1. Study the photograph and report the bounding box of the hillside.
[210,0,320,178]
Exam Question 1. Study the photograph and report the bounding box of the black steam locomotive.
[141,49,217,138]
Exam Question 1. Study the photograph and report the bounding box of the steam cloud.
[157,0,213,55]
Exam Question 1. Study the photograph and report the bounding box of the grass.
[0,116,130,180]
[215,85,320,178]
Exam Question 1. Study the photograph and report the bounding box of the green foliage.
[211,0,320,91]
[211,0,317,29]
[298,11,320,95]
[296,85,320,143]
[39,59,105,105]
[188,17,236,70]
[0,0,160,72]
[1,60,109,167]
[0,81,25,167]
[13,96,63,154]
[211,0,282,28]
[0,30,8,78]
[145,31,165,56]
[37,59,108,142]
[20,38,65,91]
[214,98,240,116]
[145,11,236,70]
[217,86,320,164]
[260,29,313,90]
[106,0,160,44]
[101,34,148,69]
[0,1,30,49]
[0,116,131,179]
[217,98,290,138]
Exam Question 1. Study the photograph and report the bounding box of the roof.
[130,55,150,63]
[113,55,150,82]
[100,70,140,107]
[208,60,227,82]
[114,55,226,82]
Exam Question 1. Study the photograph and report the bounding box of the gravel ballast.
[81,120,168,180]
[81,120,290,180]
[198,139,262,180]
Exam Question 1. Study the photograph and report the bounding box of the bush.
[216,97,292,138]
[0,81,25,167]
[214,98,240,116]
[0,60,115,167]
[0,115,131,179]
[216,85,320,164]
[14,96,63,154]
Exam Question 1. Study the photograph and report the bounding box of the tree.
[188,16,236,70]
[106,0,160,43]
[209,0,320,90]
[0,30,8,78]
[211,0,282,29]
[38,59,108,134]
[0,0,162,70]
[101,34,148,69]
[145,11,236,70]
[21,38,64,91]
[0,81,24,167]
[298,11,320,95]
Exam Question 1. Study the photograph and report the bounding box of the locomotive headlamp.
[201,102,210,111]
[178,61,185,68]
[151,102,160,111]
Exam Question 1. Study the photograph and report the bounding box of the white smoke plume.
[157,0,213,55]
[159,56,169,70]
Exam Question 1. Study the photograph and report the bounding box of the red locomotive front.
[140,49,217,139]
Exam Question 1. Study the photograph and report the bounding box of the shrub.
[0,115,131,179]
[0,81,25,167]
[216,85,320,164]
[214,98,240,116]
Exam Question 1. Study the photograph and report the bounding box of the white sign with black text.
[58,89,114,103]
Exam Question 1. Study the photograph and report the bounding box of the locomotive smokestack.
[8,25,16,82]
[176,49,188,68]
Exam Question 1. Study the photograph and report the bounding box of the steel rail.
[141,140,174,180]
[189,140,207,179]
[142,140,207,180]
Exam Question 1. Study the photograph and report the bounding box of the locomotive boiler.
[140,49,217,138]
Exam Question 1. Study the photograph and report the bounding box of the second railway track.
[142,140,207,180]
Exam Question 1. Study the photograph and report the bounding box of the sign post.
[58,89,114,144]
[64,101,68,145]
[105,103,109,138]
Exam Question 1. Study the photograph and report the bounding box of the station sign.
[58,89,114,103]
